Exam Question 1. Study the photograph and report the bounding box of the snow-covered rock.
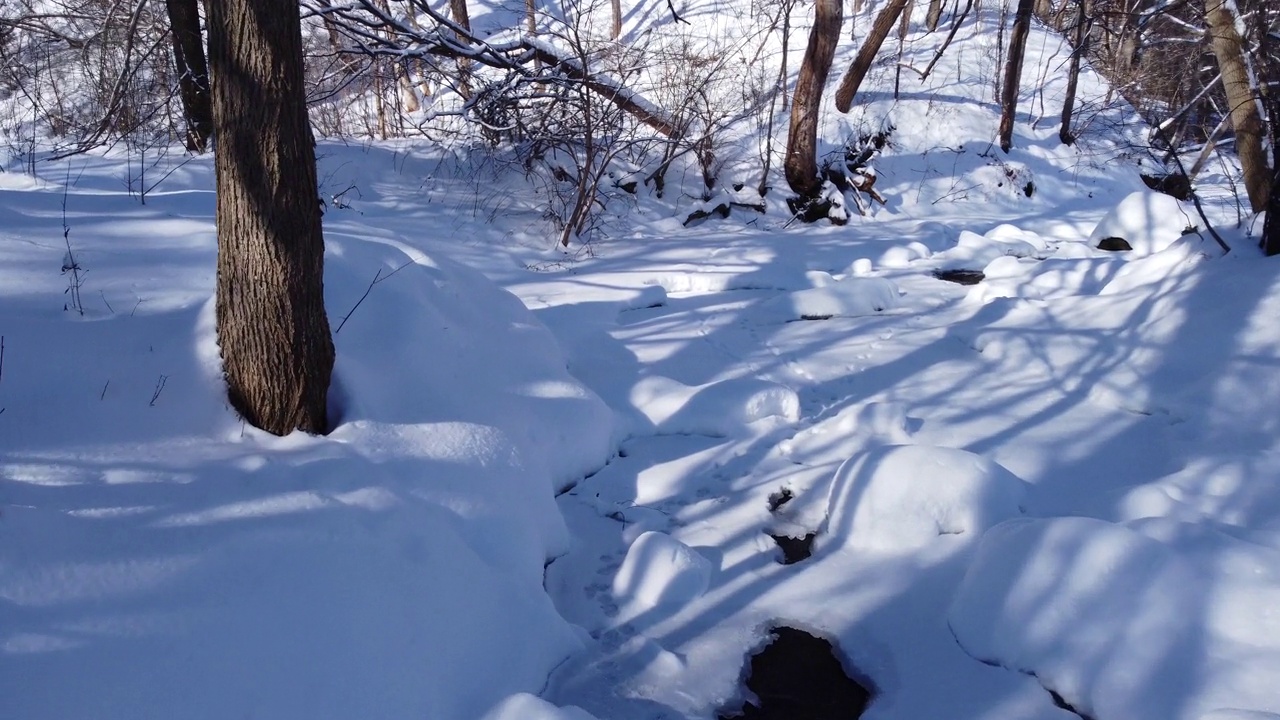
[818,444,1025,553]
[1089,190,1196,256]
[612,531,713,610]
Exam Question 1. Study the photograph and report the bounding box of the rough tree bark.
[206,0,335,435]
[1205,0,1269,213]
[612,0,622,38]
[998,0,1035,152]
[1058,0,1088,145]
[784,0,843,198]
[164,0,211,152]
[834,0,909,112]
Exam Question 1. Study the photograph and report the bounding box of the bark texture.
[165,0,211,152]
[784,0,843,197]
[834,0,909,112]
[1205,0,1269,212]
[998,0,1035,152]
[206,0,335,435]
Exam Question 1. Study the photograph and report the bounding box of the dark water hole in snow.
[719,626,872,720]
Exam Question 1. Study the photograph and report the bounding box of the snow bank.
[1089,190,1196,256]
[327,236,616,490]
[818,445,1025,553]
[950,517,1280,720]
[0,224,615,719]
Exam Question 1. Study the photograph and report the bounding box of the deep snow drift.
[3,0,1280,719]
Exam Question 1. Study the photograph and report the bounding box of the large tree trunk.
[165,0,211,152]
[1058,0,1088,145]
[998,0,1035,152]
[834,0,909,112]
[205,0,335,435]
[784,0,843,197]
[1205,0,1269,213]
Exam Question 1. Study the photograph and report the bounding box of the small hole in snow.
[766,488,794,512]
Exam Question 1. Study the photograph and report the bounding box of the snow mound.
[612,531,713,610]
[624,284,668,310]
[759,276,900,322]
[630,375,800,436]
[937,228,1044,272]
[818,445,1025,553]
[950,517,1280,720]
[327,237,616,489]
[1089,190,1195,256]
[482,693,600,720]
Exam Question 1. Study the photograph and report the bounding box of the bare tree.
[164,0,211,152]
[998,0,1035,152]
[207,0,335,434]
[1058,0,1089,145]
[1205,0,1269,212]
[834,0,908,112]
[785,0,843,197]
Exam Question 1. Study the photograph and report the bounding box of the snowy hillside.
[2,1,1279,719]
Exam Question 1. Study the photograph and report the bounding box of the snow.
[1089,190,1200,255]
[951,516,1280,720]
[611,530,713,611]
[3,1,1280,719]
[820,445,1026,553]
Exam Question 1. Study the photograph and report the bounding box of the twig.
[1165,140,1231,255]
[334,260,414,333]
[0,335,5,384]
[149,375,168,406]
[61,164,84,315]
[100,291,114,314]
[100,380,109,400]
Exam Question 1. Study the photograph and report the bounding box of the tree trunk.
[449,0,474,98]
[165,0,211,152]
[998,0,1034,152]
[205,0,335,435]
[834,0,909,112]
[894,0,914,98]
[785,0,843,197]
[1058,0,1088,145]
[612,0,622,38]
[1205,0,1269,213]
[925,0,943,31]
[1260,91,1280,255]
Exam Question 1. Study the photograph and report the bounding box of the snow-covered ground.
[3,2,1280,720]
